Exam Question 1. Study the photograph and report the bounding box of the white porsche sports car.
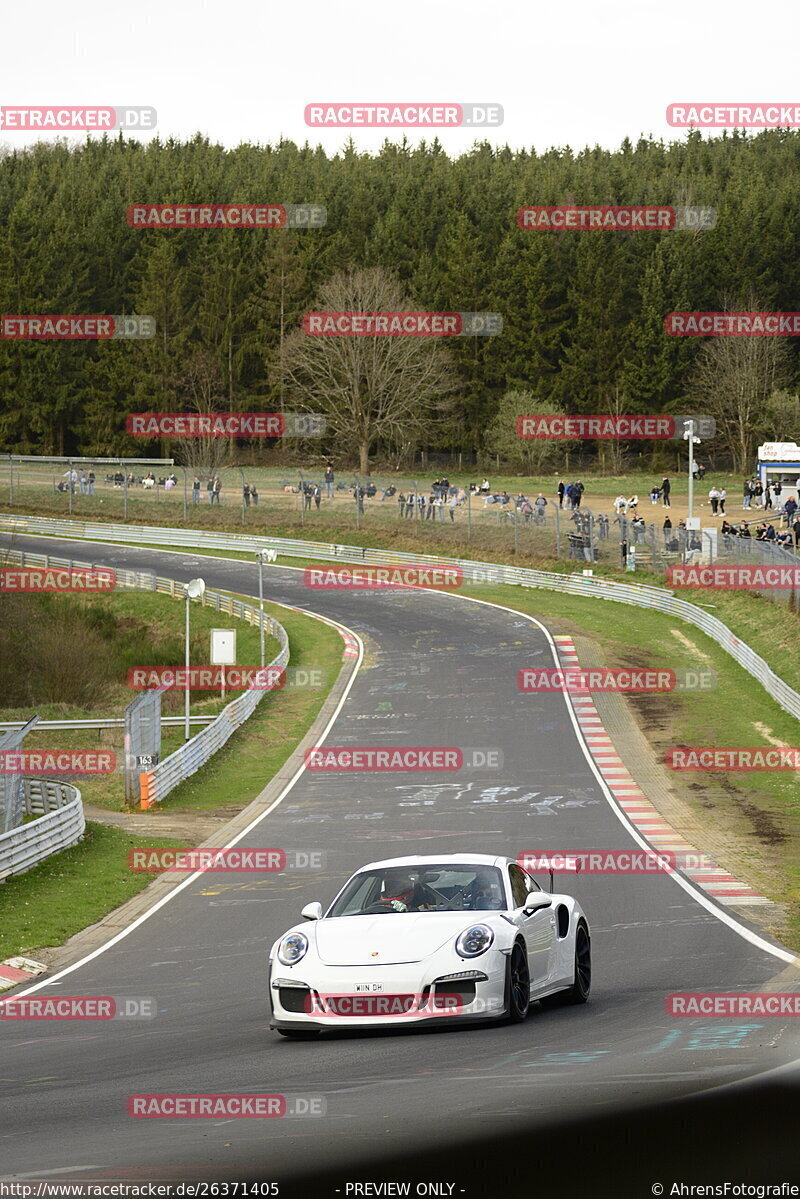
[268,853,591,1037]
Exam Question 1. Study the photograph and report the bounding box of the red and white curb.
[553,636,771,907]
[0,957,47,993]
[341,633,359,660]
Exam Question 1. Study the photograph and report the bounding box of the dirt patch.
[710,775,788,846]
[669,628,715,665]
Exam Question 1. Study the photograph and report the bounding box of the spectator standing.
[784,496,798,526]
[398,492,406,518]
[213,477,222,504]
[708,486,720,515]
[573,481,584,509]
[753,481,764,507]
[773,480,783,501]
[324,465,335,499]
[764,484,773,510]
[313,483,321,510]
[207,478,214,503]
[251,486,258,506]
[661,477,671,507]
[448,494,457,522]
[718,487,726,514]
[743,479,752,509]
[87,471,95,496]
[243,483,251,507]
[557,480,565,507]
[192,477,201,504]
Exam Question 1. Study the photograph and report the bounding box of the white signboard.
[758,442,800,461]
[210,629,236,665]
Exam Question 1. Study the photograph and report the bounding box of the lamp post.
[184,577,205,740]
[683,419,702,524]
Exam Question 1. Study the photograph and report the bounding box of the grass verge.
[137,598,344,812]
[0,823,188,961]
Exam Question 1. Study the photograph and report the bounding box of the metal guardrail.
[0,540,291,807]
[0,779,84,882]
[2,512,799,725]
[0,717,216,732]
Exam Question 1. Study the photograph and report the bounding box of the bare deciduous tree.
[686,294,794,473]
[277,267,458,475]
[170,351,233,478]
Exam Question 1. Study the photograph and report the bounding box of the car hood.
[313,912,498,966]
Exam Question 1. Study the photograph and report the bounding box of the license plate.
[353,982,385,993]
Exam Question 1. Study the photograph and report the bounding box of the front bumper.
[269,959,507,1030]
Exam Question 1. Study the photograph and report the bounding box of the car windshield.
[327,864,507,916]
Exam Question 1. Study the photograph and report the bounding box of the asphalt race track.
[2,534,800,1195]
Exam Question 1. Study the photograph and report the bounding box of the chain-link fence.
[0,716,39,833]
[123,690,164,806]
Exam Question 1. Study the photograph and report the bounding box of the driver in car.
[467,870,503,910]
[378,870,415,911]
[378,870,441,912]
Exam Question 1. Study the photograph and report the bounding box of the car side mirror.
[524,892,552,913]
[301,901,323,921]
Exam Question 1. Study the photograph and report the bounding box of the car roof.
[357,853,512,871]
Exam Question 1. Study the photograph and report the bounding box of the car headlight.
[455,924,494,958]
[277,931,309,966]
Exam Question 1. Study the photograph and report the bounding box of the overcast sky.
[2,0,799,155]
